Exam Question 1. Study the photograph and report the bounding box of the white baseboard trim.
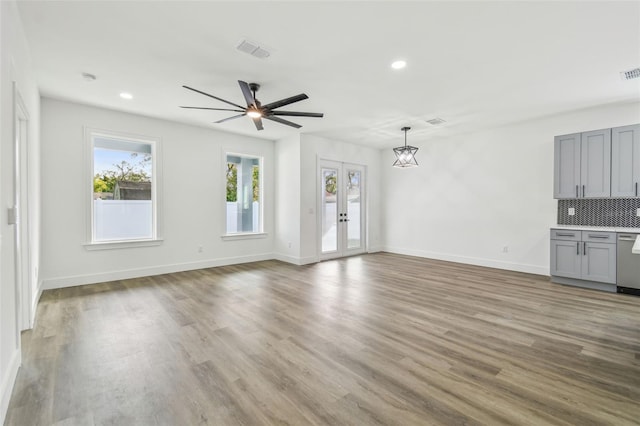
[272,253,318,266]
[30,280,44,328]
[42,253,274,290]
[0,348,21,425]
[382,246,549,276]
[367,245,384,253]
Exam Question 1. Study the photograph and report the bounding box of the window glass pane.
[347,170,361,249]
[321,168,338,252]
[93,136,153,241]
[226,154,261,234]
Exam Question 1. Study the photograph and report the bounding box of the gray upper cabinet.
[553,129,611,199]
[553,133,581,198]
[611,124,640,197]
[581,129,611,198]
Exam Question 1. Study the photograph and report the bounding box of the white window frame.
[84,127,163,250]
[222,151,266,240]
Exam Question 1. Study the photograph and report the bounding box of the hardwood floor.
[5,253,640,425]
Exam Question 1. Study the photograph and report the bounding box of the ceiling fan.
[180,80,324,131]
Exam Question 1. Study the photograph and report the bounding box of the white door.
[319,160,366,260]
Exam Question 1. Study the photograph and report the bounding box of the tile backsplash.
[558,198,640,227]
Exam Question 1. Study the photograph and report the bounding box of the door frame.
[13,83,32,331]
[317,158,367,260]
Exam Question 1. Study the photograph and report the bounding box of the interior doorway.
[318,160,366,260]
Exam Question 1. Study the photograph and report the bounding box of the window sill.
[84,239,164,251]
[221,232,268,241]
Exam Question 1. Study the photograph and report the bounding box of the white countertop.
[552,225,640,233]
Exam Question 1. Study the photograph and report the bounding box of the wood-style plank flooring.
[5,253,640,425]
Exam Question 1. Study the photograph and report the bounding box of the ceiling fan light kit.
[393,127,419,168]
[181,80,323,131]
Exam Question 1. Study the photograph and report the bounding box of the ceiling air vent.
[425,117,446,126]
[236,39,271,59]
[620,67,640,80]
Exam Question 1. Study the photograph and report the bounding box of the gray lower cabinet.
[611,124,640,197]
[550,229,617,291]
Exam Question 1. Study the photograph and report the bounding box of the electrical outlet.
[502,246,509,253]
[288,242,292,248]
[198,246,203,253]
[568,207,575,216]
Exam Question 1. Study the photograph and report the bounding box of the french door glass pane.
[322,168,338,253]
[347,170,361,249]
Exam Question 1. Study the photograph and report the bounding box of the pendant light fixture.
[393,126,419,168]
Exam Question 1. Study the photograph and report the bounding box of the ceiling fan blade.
[180,106,245,112]
[214,114,245,124]
[264,115,302,129]
[238,80,256,107]
[183,85,245,109]
[252,117,264,131]
[262,93,309,111]
[271,111,324,118]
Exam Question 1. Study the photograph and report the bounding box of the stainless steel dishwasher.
[617,233,640,295]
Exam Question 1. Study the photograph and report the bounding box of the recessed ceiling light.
[119,92,133,100]
[391,60,406,70]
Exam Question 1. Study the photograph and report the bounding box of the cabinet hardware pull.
[588,235,609,239]
[576,241,580,255]
[583,242,587,255]
[636,182,638,197]
[576,185,579,198]
[582,185,585,198]
[556,233,575,237]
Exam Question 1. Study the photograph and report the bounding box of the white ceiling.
[16,1,640,148]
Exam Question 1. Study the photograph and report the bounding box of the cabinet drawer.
[551,229,581,241]
[581,231,616,243]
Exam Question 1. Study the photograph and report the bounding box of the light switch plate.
[568,207,575,216]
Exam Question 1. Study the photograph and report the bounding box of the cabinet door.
[581,129,611,198]
[611,124,640,197]
[581,242,616,284]
[554,133,581,199]
[550,240,581,278]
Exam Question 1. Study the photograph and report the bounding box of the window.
[90,130,158,244]
[225,153,262,234]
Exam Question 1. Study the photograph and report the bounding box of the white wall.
[300,134,382,262]
[274,134,301,263]
[40,98,274,289]
[382,101,640,275]
[0,0,41,423]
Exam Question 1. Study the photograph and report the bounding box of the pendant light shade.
[393,127,419,168]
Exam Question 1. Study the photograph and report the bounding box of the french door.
[319,160,366,260]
